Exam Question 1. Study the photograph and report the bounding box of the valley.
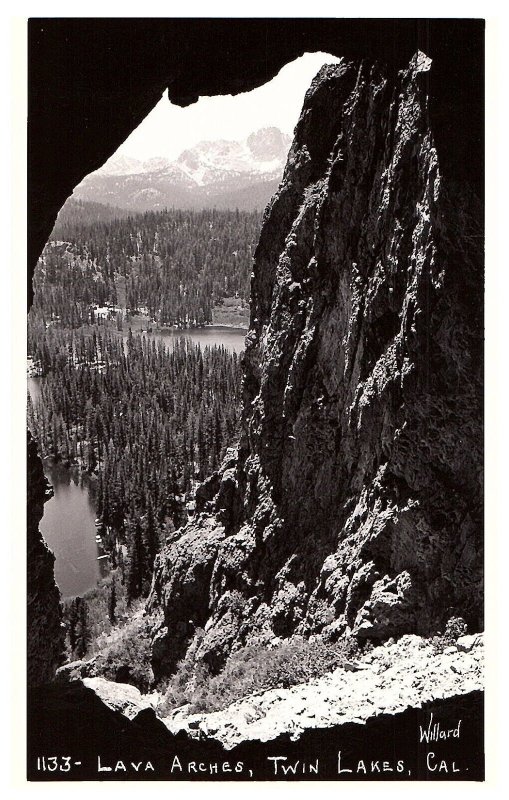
[26,31,484,782]
[28,204,252,663]
[28,325,246,601]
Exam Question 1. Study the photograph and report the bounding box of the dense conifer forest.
[32,207,261,328]
[28,205,251,628]
[52,198,130,229]
[28,326,242,602]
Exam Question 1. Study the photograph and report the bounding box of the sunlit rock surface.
[149,52,483,677]
[160,634,484,749]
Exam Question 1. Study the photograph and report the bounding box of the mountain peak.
[247,127,292,161]
[79,128,292,211]
[99,154,143,176]
[99,128,291,179]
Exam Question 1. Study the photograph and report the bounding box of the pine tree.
[74,597,90,659]
[67,598,79,653]
[143,502,159,574]
[126,519,146,603]
[108,580,117,625]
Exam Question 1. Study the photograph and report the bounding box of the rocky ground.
[77,632,483,750]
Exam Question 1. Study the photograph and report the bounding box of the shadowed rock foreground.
[27,681,484,781]
[148,52,483,678]
[27,432,65,686]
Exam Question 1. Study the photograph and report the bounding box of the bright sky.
[116,52,340,162]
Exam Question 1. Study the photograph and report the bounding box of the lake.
[28,325,246,598]
[28,379,106,597]
[39,464,107,598]
[122,325,247,354]
[27,376,42,404]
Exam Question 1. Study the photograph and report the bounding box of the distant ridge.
[72,128,291,212]
[52,198,131,234]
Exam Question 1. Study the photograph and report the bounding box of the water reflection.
[40,463,107,598]
[121,325,247,354]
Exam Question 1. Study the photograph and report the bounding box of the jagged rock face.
[27,432,65,685]
[149,53,483,677]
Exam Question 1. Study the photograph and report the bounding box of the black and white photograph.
[22,15,485,783]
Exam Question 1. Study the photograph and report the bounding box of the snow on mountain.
[99,155,144,176]
[141,157,173,173]
[76,128,292,211]
[174,128,290,186]
[98,128,291,184]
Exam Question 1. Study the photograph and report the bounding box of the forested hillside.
[28,326,242,602]
[51,198,129,229]
[28,204,254,611]
[33,207,261,328]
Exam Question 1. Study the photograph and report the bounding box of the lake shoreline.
[39,459,106,598]
[28,322,246,596]
[27,322,248,380]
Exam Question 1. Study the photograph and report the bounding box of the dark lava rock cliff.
[149,53,483,677]
[27,432,65,685]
